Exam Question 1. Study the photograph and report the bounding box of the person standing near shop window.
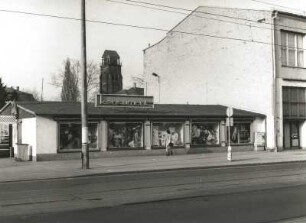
[165,129,173,156]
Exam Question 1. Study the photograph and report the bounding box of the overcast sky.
[1,0,306,100]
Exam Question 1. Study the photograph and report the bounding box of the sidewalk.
[0,150,306,183]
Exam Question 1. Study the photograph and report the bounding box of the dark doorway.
[0,124,12,158]
[284,121,300,149]
[290,122,299,148]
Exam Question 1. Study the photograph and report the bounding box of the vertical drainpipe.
[271,11,278,151]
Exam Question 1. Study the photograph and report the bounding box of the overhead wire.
[123,0,273,25]
[0,8,269,46]
[113,0,306,34]
[251,0,306,14]
[0,4,306,50]
[107,0,274,32]
[0,8,167,32]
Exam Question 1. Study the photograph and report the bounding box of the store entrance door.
[284,121,300,149]
[290,122,299,148]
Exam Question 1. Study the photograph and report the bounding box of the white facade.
[21,118,36,158]
[144,7,276,149]
[19,117,57,161]
[36,117,58,155]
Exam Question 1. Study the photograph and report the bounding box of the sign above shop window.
[95,94,154,108]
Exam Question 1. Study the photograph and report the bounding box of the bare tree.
[78,60,100,102]
[131,73,145,88]
[50,58,100,102]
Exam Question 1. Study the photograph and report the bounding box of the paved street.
[1,151,306,183]
[1,162,306,222]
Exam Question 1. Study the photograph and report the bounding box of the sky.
[1,0,306,100]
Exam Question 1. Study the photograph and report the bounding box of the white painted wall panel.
[21,118,37,157]
[36,117,57,154]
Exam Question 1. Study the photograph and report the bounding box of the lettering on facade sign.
[95,94,154,108]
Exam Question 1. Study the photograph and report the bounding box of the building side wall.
[144,8,274,115]
[36,116,57,155]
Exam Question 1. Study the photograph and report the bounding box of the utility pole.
[81,0,89,169]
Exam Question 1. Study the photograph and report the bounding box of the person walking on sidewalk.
[165,129,173,156]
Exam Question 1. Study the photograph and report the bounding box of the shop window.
[191,123,219,145]
[152,122,184,147]
[59,123,98,151]
[108,122,143,149]
[230,123,251,144]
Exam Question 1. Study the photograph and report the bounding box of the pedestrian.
[165,129,173,156]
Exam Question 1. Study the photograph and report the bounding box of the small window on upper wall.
[281,31,305,68]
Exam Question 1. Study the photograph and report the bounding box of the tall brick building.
[100,50,123,94]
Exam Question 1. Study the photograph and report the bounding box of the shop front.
[0,101,266,161]
[282,86,306,150]
[283,120,304,149]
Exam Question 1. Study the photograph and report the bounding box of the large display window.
[59,123,98,151]
[152,122,184,147]
[230,123,251,144]
[108,122,143,149]
[191,122,219,145]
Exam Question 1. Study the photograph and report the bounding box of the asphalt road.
[1,162,306,223]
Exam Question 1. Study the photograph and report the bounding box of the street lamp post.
[152,73,160,104]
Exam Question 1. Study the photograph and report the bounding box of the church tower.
[100,50,123,94]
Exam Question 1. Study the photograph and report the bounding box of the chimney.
[16,86,19,91]
[133,83,137,88]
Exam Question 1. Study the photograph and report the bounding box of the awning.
[0,116,16,123]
